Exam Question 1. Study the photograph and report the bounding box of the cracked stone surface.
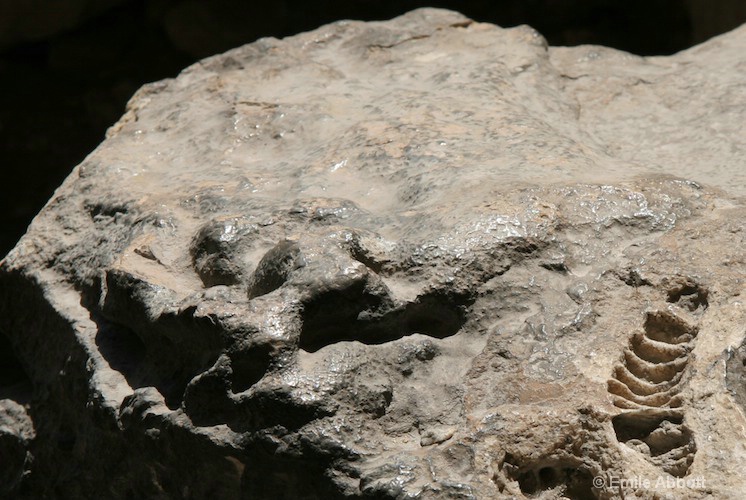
[2,8,746,499]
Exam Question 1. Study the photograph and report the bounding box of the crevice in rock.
[84,200,132,222]
[230,345,273,393]
[0,330,32,403]
[725,337,746,421]
[88,270,225,410]
[666,282,708,312]
[643,310,698,345]
[612,411,680,443]
[228,389,332,434]
[94,318,147,388]
[369,33,431,50]
[502,455,597,499]
[400,293,467,340]
[299,288,471,353]
[92,313,189,409]
[618,268,653,288]
[612,412,696,478]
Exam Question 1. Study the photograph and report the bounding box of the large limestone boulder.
[2,8,746,499]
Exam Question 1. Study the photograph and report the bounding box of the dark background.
[2,0,746,258]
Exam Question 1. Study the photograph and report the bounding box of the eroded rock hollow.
[2,8,746,499]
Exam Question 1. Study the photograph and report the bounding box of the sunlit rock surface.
[2,8,746,499]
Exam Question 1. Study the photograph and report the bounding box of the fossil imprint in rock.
[608,307,703,477]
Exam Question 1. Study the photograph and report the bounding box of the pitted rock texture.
[2,8,746,499]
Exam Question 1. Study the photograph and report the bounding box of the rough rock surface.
[2,8,746,499]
